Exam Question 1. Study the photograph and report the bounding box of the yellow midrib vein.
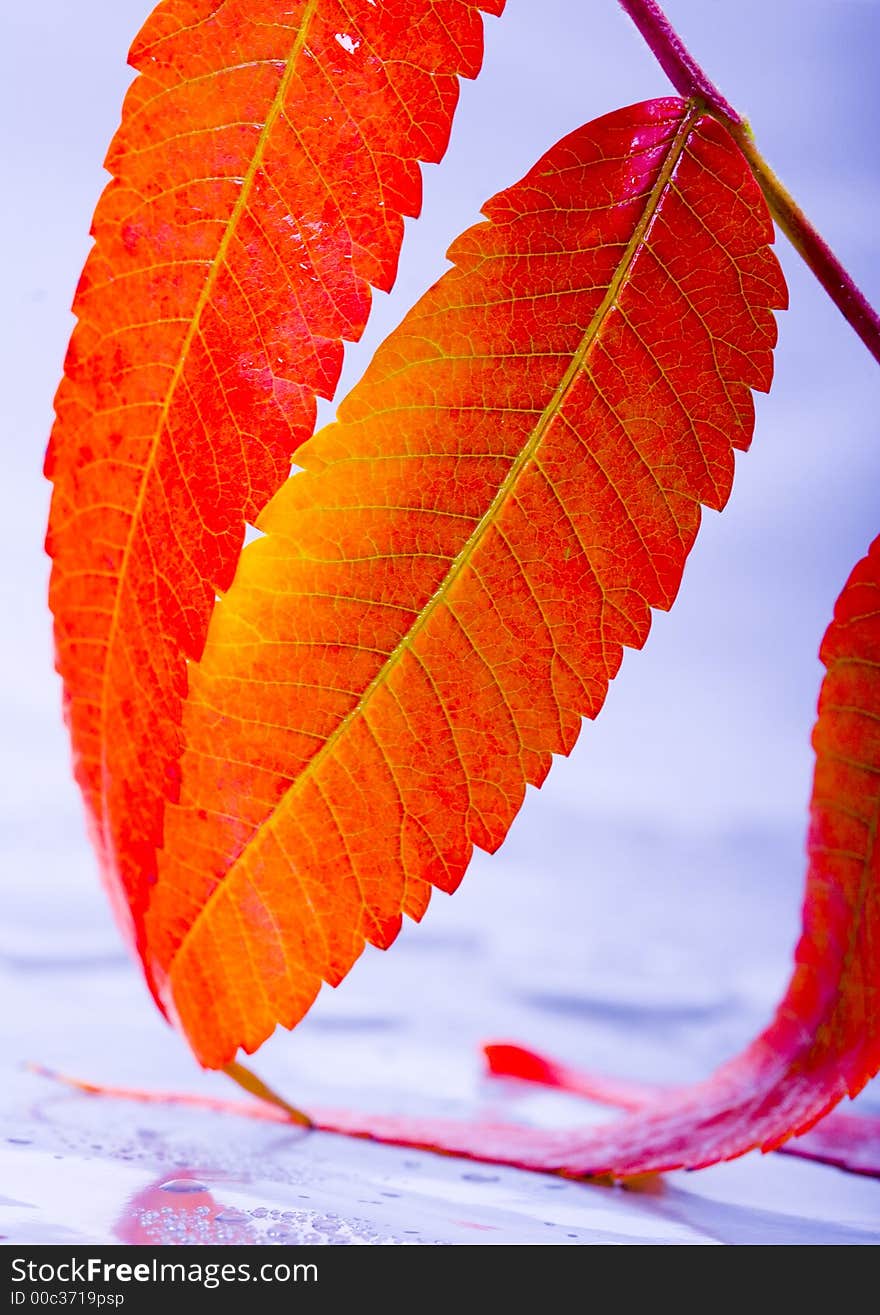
[97,0,321,860]
[169,99,703,972]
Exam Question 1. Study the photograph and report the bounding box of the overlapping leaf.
[148,97,786,1066]
[44,0,502,980]
[287,538,880,1175]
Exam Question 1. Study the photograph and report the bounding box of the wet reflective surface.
[3,820,879,1245]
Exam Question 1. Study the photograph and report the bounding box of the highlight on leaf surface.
[283,536,880,1177]
[44,0,503,990]
[148,96,787,1066]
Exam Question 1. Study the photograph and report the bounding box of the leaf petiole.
[222,1060,313,1128]
[618,0,880,366]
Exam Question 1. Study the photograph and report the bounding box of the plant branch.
[618,0,741,122]
[618,0,880,367]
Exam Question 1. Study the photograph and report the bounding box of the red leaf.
[483,1044,880,1177]
[484,1043,666,1111]
[147,98,785,1066]
[34,1058,880,1180]
[780,1113,880,1179]
[44,0,502,989]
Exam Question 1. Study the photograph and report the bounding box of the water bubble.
[462,1172,498,1183]
[160,1178,207,1194]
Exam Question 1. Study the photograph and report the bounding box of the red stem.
[618,0,741,122]
[618,0,880,367]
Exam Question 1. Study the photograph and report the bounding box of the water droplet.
[6,1137,31,1146]
[160,1178,207,1194]
[462,1172,498,1183]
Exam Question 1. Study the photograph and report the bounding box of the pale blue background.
[0,0,878,1244]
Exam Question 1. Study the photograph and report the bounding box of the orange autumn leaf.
[44,0,503,987]
[148,97,787,1065]
[286,536,880,1176]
